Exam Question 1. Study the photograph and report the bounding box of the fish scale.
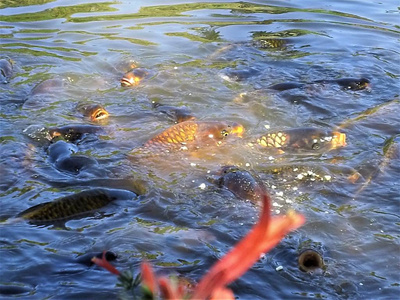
[19,189,119,222]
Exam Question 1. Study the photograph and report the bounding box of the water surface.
[1,0,399,299]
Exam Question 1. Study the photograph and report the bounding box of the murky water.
[1,0,399,299]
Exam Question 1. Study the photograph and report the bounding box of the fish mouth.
[91,108,109,121]
[120,76,138,87]
[331,132,347,148]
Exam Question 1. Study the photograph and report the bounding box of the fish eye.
[312,143,321,150]
[221,129,229,137]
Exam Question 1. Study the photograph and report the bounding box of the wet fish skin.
[313,77,371,91]
[254,127,346,152]
[153,102,196,123]
[138,120,244,154]
[18,188,136,223]
[0,58,13,84]
[268,82,305,91]
[221,68,261,82]
[75,251,117,266]
[48,124,103,142]
[120,68,150,87]
[48,140,78,163]
[76,102,109,122]
[30,78,65,95]
[215,165,265,203]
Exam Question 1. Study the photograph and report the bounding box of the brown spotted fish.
[134,120,244,155]
[251,127,346,153]
[17,188,136,224]
[210,165,266,203]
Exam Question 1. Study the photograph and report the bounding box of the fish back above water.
[135,120,244,155]
[253,127,346,153]
[17,188,136,224]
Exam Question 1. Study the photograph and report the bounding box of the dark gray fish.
[0,58,13,84]
[75,251,117,266]
[221,68,261,82]
[17,188,136,224]
[29,78,65,96]
[48,124,103,142]
[210,166,265,203]
[48,140,78,163]
[314,77,371,91]
[268,82,305,91]
[153,102,196,123]
[55,156,98,174]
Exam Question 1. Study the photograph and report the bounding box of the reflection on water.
[1,0,399,299]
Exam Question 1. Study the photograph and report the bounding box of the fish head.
[88,105,109,122]
[120,68,149,87]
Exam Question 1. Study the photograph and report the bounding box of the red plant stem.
[191,193,305,299]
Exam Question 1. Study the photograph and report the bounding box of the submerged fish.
[29,78,66,95]
[76,102,109,122]
[269,78,371,92]
[211,166,265,203]
[17,188,136,224]
[48,124,103,142]
[120,68,150,87]
[268,82,305,91]
[251,127,347,152]
[0,58,13,83]
[314,77,371,91]
[135,120,244,155]
[220,68,261,82]
[153,102,196,123]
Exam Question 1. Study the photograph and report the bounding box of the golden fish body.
[18,189,135,224]
[137,120,244,155]
[253,127,346,152]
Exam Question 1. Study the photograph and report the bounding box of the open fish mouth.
[91,108,109,121]
[120,76,139,87]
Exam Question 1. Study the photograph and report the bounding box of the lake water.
[0,0,399,299]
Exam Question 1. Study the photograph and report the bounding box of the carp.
[210,166,266,203]
[120,67,150,87]
[76,102,109,122]
[48,124,104,142]
[153,102,196,123]
[251,127,346,153]
[134,120,244,155]
[17,188,136,224]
